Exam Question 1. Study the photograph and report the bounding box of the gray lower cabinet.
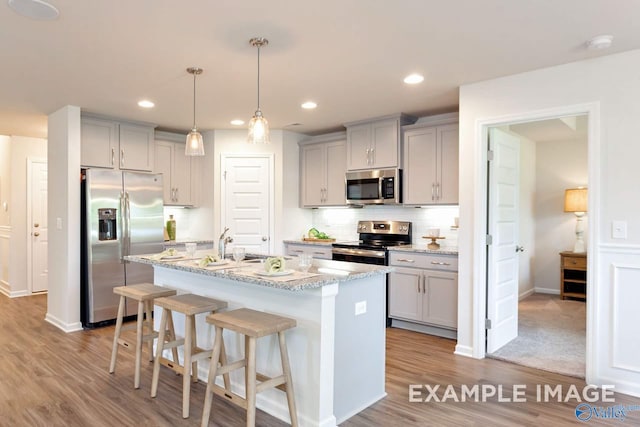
[284,242,333,260]
[388,252,458,330]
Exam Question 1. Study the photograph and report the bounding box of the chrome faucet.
[218,227,231,258]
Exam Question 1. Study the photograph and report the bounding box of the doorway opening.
[484,114,590,378]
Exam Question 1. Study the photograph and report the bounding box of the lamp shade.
[185,129,205,156]
[564,187,588,213]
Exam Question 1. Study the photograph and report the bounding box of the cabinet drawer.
[389,251,458,271]
[563,256,586,269]
[285,243,332,260]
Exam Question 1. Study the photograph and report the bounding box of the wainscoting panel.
[0,226,11,295]
[611,264,640,373]
[597,244,640,397]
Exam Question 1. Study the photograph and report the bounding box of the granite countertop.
[388,245,459,255]
[125,253,392,292]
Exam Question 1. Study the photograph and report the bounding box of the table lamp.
[564,187,588,253]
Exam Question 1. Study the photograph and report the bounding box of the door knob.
[516,246,525,253]
[34,232,40,237]
[34,223,39,227]
[262,236,268,241]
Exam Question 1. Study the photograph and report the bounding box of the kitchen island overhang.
[125,255,392,427]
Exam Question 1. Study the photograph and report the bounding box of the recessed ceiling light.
[137,100,155,108]
[301,101,317,110]
[230,119,245,126]
[403,73,424,84]
[586,34,613,50]
[8,0,59,20]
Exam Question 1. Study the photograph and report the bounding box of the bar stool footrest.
[256,372,287,393]
[216,359,246,376]
[211,384,247,410]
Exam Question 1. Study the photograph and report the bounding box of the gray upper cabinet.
[403,121,459,205]
[81,115,155,172]
[345,114,416,171]
[299,133,347,207]
[154,132,198,207]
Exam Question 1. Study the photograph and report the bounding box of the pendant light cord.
[256,45,261,111]
[193,72,197,129]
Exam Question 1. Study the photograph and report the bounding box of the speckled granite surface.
[125,254,392,292]
[388,245,458,255]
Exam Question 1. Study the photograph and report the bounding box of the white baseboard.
[0,280,10,297]
[519,288,535,300]
[45,313,83,333]
[534,287,560,295]
[0,280,31,298]
[454,344,474,358]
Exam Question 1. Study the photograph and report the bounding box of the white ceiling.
[1,0,639,139]
[509,115,588,143]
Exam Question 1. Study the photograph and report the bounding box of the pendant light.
[248,37,270,144]
[185,67,205,156]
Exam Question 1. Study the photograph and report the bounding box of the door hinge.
[485,318,492,329]
[487,150,494,161]
[486,234,493,245]
[223,170,227,180]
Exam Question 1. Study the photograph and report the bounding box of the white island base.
[150,262,387,427]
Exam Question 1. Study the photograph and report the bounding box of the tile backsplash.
[311,205,460,248]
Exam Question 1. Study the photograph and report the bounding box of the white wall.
[46,106,82,332]
[204,129,309,254]
[0,135,47,297]
[534,138,588,293]
[0,136,11,294]
[8,136,47,297]
[458,49,640,397]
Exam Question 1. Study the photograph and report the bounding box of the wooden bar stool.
[109,283,177,389]
[201,308,298,427]
[150,294,229,418]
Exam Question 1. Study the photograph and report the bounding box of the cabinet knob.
[262,236,268,241]
[34,232,40,237]
[516,246,525,253]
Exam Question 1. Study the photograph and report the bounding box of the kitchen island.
[125,253,392,427]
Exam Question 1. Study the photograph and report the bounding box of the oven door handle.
[332,247,387,259]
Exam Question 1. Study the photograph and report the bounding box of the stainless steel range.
[332,220,412,265]
[332,220,412,326]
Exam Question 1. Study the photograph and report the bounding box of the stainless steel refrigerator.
[81,168,164,328]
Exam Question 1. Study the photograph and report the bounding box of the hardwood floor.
[2,294,639,426]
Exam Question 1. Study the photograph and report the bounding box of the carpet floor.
[489,293,586,378]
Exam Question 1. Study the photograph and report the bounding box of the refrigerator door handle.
[124,191,131,259]
[119,191,125,261]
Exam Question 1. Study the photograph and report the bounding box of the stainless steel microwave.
[345,168,401,205]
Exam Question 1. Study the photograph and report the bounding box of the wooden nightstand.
[560,251,587,300]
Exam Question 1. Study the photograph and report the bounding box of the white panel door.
[486,128,520,353]
[222,155,272,254]
[29,160,48,293]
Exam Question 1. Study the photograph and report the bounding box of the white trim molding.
[470,101,601,389]
[45,312,83,333]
